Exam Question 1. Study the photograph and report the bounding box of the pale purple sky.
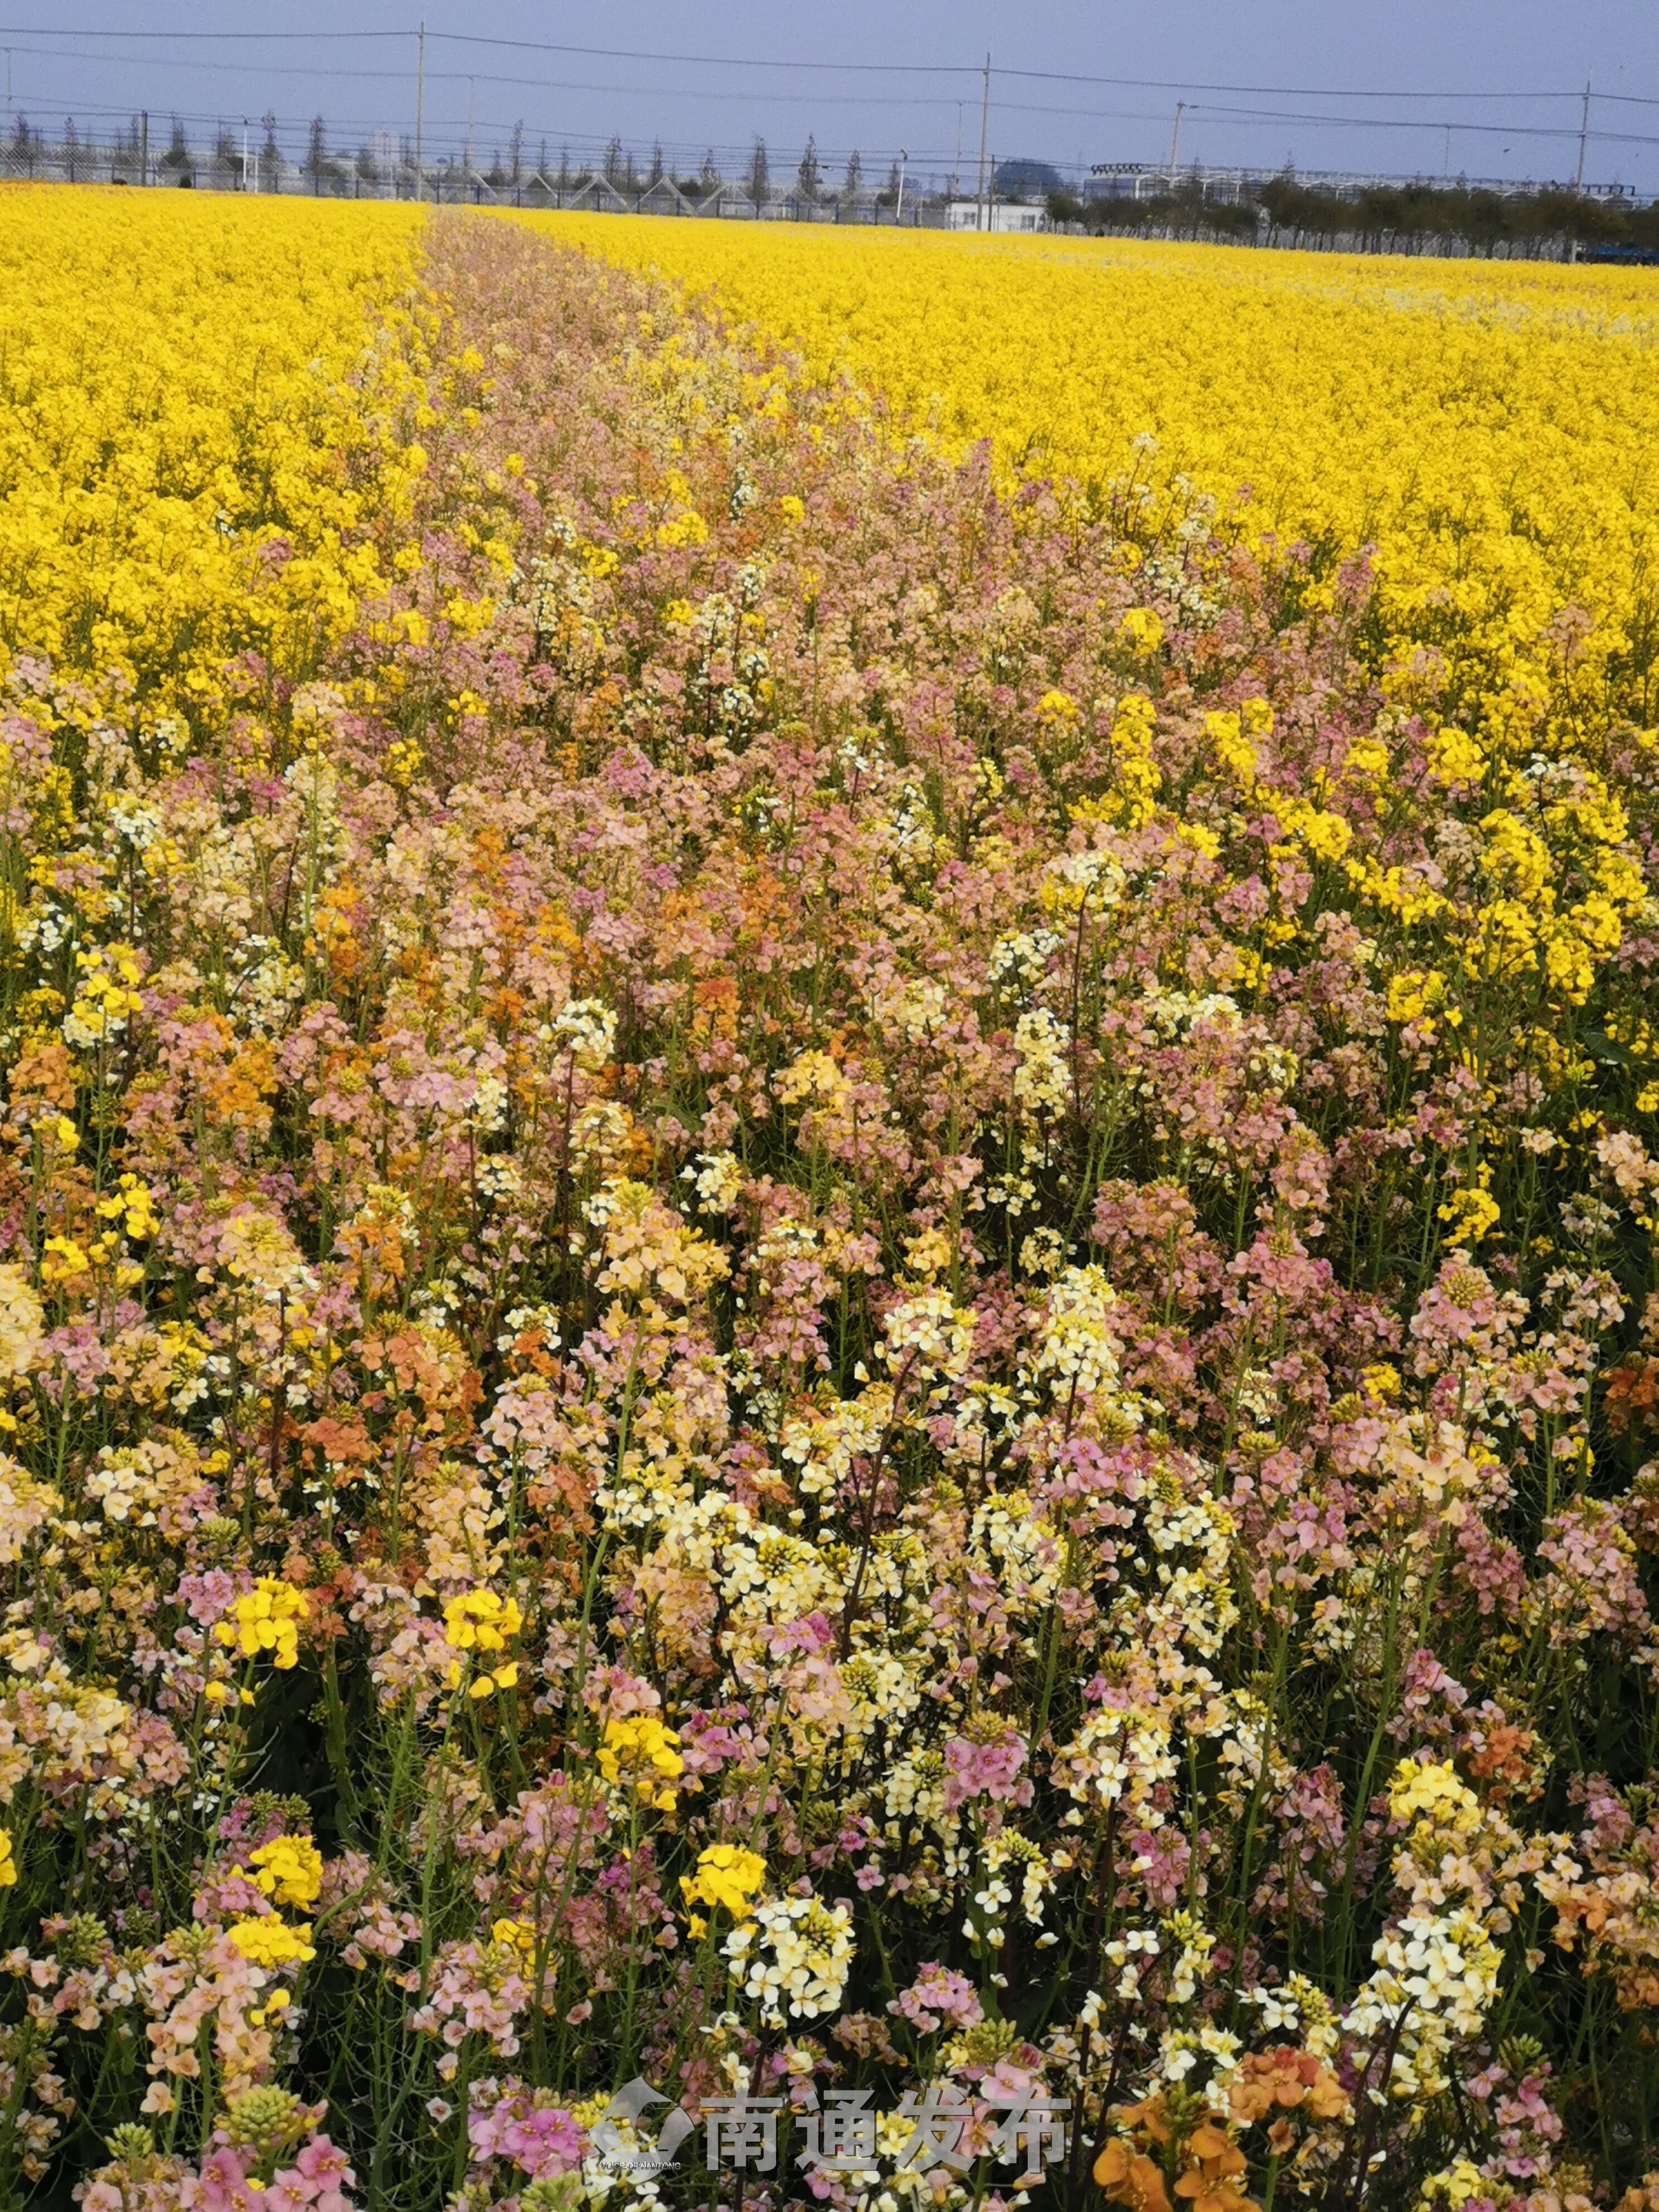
[5,0,1657,192]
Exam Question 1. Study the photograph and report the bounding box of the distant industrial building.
[1085,160,1641,205]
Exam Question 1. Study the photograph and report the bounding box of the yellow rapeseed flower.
[0,191,423,720]
[596,1713,684,1807]
[226,1918,317,1968]
[244,1836,324,1912]
[212,1580,310,1670]
[443,1589,523,1652]
[680,1844,767,1920]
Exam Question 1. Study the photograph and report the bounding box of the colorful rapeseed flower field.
[0,184,1657,2212]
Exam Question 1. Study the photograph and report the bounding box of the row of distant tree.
[555,135,905,203]
[2,112,909,202]
[1046,172,1659,252]
[4,109,276,171]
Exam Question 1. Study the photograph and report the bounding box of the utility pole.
[895,147,908,222]
[953,102,962,199]
[1168,99,1185,186]
[465,76,474,176]
[242,117,249,192]
[414,19,426,202]
[1574,77,1590,191]
[976,51,991,231]
[1443,123,1451,178]
[140,108,148,184]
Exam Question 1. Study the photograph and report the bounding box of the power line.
[1186,103,1657,143]
[0,43,419,82]
[426,33,952,77]
[0,23,1642,109]
[0,25,409,38]
[8,41,1650,139]
[21,76,1651,144]
[989,69,1581,100]
[0,43,1003,107]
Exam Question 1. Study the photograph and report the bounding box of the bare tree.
[748,135,769,204]
[797,134,821,201]
[843,147,862,197]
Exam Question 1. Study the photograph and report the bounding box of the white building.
[945,200,1046,233]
